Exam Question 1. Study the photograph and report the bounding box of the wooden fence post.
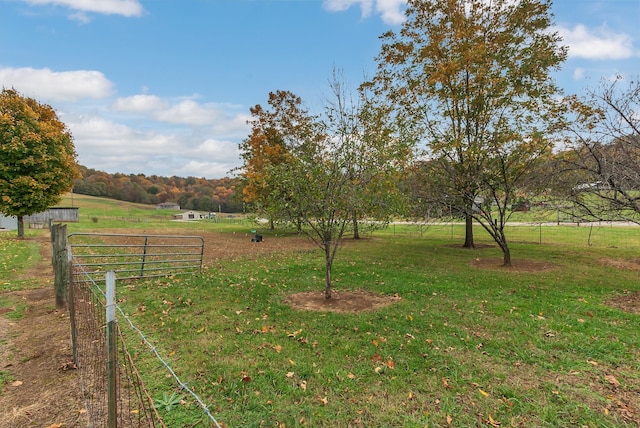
[51,224,68,309]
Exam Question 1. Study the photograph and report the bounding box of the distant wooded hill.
[73,166,243,212]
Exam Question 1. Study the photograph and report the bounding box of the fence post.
[51,224,68,309]
[140,236,149,277]
[67,249,78,366]
[106,271,118,428]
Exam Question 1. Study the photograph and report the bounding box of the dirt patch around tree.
[469,257,557,272]
[600,257,640,271]
[283,290,401,313]
[606,290,640,315]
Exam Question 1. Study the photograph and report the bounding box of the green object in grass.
[154,391,182,412]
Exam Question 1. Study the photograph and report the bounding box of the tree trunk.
[463,214,474,248]
[502,245,512,267]
[17,215,25,239]
[352,212,360,239]
[324,243,332,299]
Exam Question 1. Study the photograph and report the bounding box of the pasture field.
[2,194,639,427]
[116,231,639,427]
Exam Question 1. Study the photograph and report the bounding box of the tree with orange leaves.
[365,0,568,266]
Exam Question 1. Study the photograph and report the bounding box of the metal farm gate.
[64,232,219,427]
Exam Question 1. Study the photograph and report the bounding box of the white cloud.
[154,100,223,126]
[0,67,113,102]
[557,24,636,60]
[176,160,238,179]
[322,0,405,25]
[112,94,251,135]
[572,67,585,80]
[64,113,244,178]
[375,0,405,25]
[20,0,143,17]
[113,94,168,113]
[195,138,241,161]
[323,0,374,16]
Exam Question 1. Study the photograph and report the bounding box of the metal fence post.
[67,248,78,366]
[140,236,149,277]
[52,224,68,309]
[106,271,118,428]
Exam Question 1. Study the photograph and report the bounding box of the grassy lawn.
[0,231,43,292]
[4,194,638,426]
[115,228,639,427]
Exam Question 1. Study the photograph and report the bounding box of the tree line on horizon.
[72,166,243,213]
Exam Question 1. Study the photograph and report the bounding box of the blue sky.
[1,0,639,179]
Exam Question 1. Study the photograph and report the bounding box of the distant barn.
[173,210,207,221]
[1,207,79,230]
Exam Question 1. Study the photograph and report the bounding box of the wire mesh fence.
[386,220,639,248]
[66,233,221,428]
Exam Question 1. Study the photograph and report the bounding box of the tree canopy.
[239,73,409,298]
[558,77,640,223]
[0,88,80,238]
[365,0,568,265]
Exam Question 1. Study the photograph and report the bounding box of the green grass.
[3,194,638,426]
[0,370,15,393]
[114,230,640,427]
[0,296,28,320]
[0,232,43,292]
[56,192,254,233]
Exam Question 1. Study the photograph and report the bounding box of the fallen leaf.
[274,344,282,353]
[446,415,453,425]
[46,424,63,428]
[442,378,452,389]
[318,396,328,405]
[299,380,307,391]
[286,372,295,378]
[386,360,395,369]
[347,372,356,379]
[488,414,500,426]
[478,388,489,397]
[10,380,22,387]
[605,375,620,387]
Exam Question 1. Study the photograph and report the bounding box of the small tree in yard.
[559,77,640,223]
[0,88,80,238]
[244,76,407,299]
[365,0,568,266]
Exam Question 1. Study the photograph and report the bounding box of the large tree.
[365,0,567,265]
[0,88,80,238]
[558,77,640,223]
